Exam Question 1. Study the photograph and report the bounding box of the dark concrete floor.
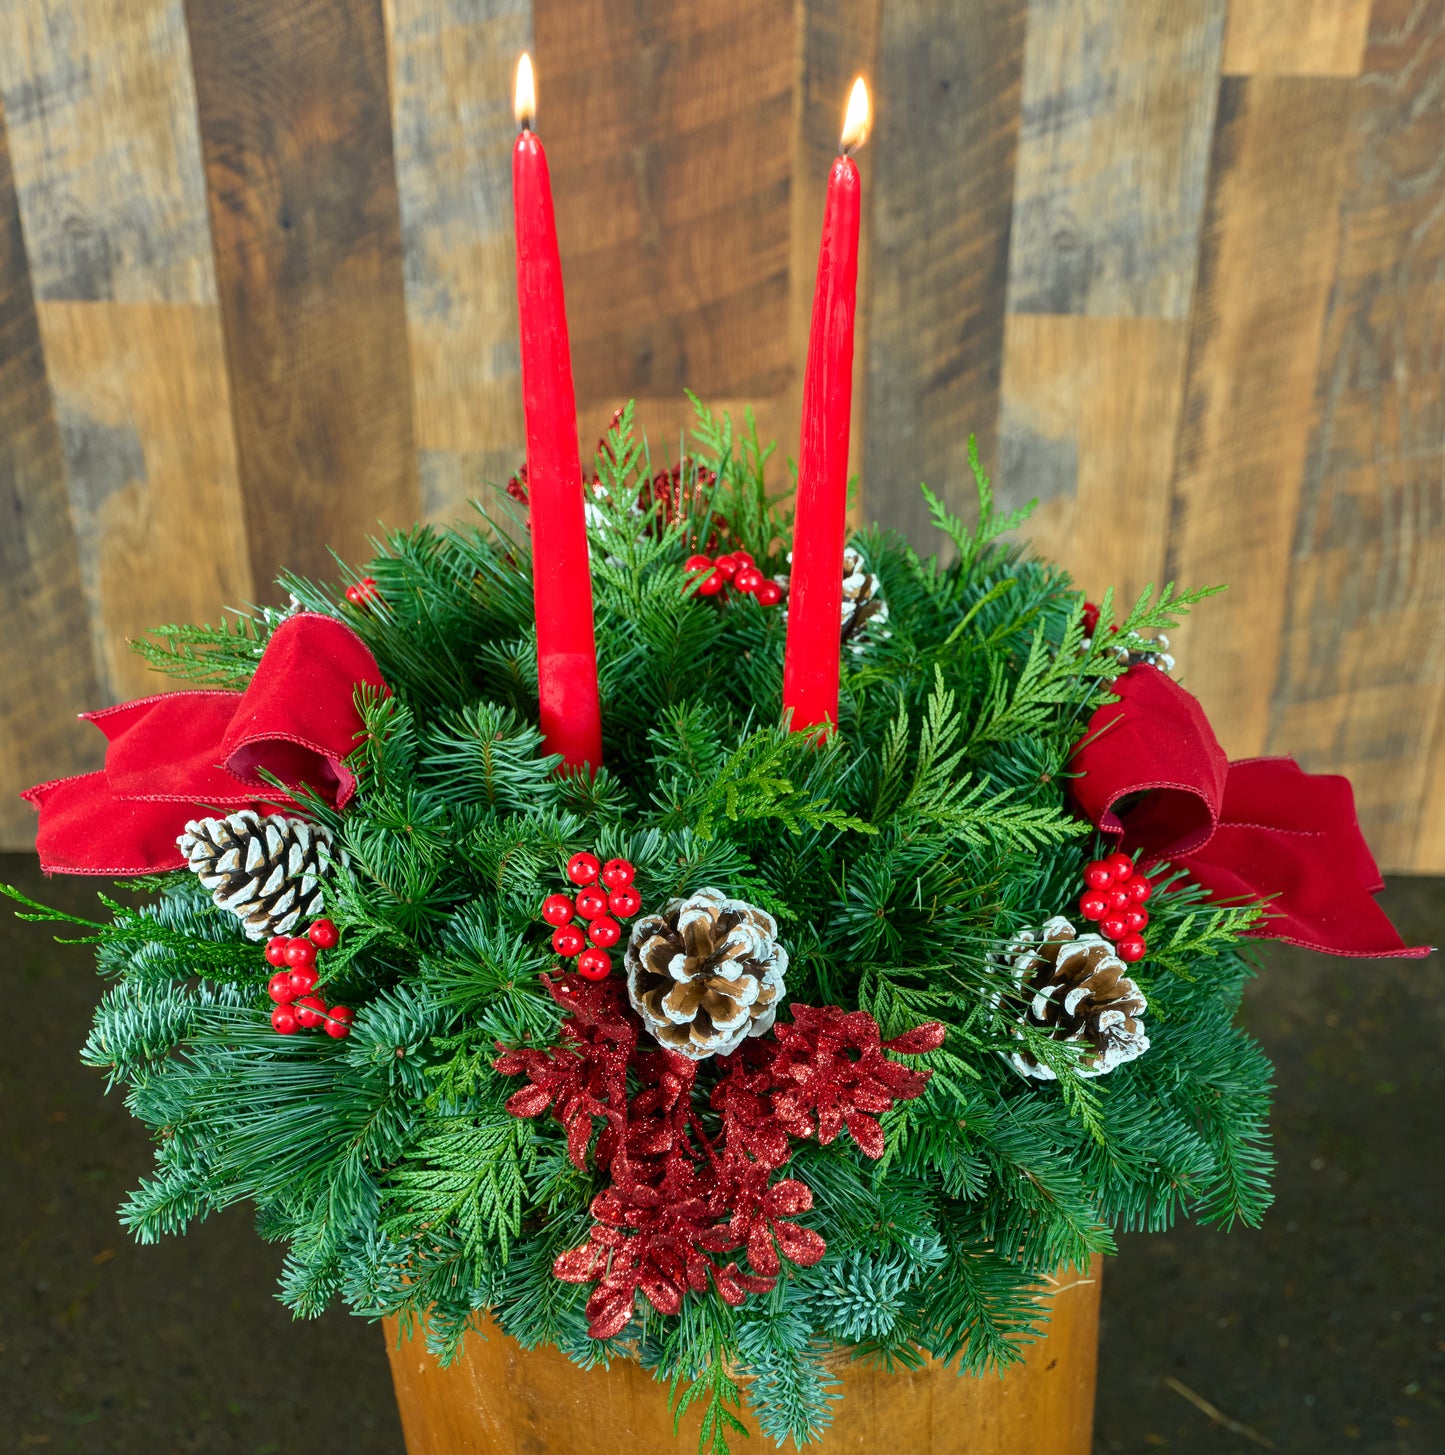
[1095,875,1443,1455]
[1,855,1439,1454]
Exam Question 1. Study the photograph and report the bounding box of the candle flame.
[840,76,870,152]
[514,52,536,128]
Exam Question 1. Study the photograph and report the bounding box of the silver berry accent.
[1084,629,1174,675]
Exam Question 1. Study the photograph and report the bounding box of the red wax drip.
[783,155,861,734]
[512,128,603,773]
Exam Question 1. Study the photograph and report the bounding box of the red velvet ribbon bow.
[1069,667,1427,958]
[24,613,386,876]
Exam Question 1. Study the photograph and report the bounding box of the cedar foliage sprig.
[4,398,1272,1453]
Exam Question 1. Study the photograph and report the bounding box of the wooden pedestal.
[383,1259,1100,1454]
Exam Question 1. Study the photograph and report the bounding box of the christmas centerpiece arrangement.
[10,60,1422,1455]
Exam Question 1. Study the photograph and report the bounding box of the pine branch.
[129,613,272,686]
[736,1293,841,1449]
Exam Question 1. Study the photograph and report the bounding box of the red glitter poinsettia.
[554,1160,773,1338]
[766,1005,945,1159]
[492,975,634,1171]
[699,1166,825,1278]
[495,983,944,1338]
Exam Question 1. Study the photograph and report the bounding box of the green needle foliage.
[6,399,1271,1451]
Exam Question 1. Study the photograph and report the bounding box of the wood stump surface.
[383,1258,1100,1454]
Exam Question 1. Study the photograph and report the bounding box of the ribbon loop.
[24,613,385,876]
[1069,668,1426,959]
[1070,667,1227,860]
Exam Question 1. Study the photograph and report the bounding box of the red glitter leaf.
[773,1222,826,1267]
[761,1178,813,1218]
[505,1083,555,1118]
[747,1223,781,1277]
[554,1244,603,1283]
[639,1270,684,1316]
[585,1291,635,1340]
[815,1104,846,1144]
[712,1262,774,1305]
[845,1112,885,1159]
[884,1021,946,1055]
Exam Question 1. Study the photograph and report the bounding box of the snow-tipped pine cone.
[775,544,889,652]
[839,546,889,649]
[624,889,788,1060]
[177,810,339,940]
[1000,915,1150,1079]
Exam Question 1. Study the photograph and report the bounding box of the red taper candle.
[782,78,870,734]
[511,53,602,772]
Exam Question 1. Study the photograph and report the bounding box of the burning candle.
[782,77,870,734]
[512,53,603,772]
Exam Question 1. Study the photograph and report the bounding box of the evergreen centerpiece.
[9,402,1418,1452]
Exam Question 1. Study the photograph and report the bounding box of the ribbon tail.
[1181,840,1429,958]
[1182,760,1430,959]
[24,772,194,875]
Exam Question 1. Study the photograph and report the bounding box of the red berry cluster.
[684,550,783,607]
[539,853,642,982]
[1078,851,1151,963]
[264,918,354,1038]
[344,576,380,608]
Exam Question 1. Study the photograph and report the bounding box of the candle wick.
[520,118,533,133]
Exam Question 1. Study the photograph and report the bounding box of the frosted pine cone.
[1000,915,1149,1079]
[624,889,788,1060]
[775,544,889,652]
[177,810,339,940]
[839,546,889,648]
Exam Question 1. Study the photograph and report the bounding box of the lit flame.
[840,76,870,152]
[514,52,536,128]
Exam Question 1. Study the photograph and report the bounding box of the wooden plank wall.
[0,0,1441,871]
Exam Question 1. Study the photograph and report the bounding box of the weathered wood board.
[538,0,796,411]
[0,0,251,837]
[1266,4,1445,870]
[1000,315,1187,612]
[186,0,420,588]
[0,0,215,306]
[864,0,1027,554]
[37,300,254,701]
[0,0,1440,869]
[1223,0,1372,77]
[383,0,531,523]
[0,96,103,847]
[1164,77,1355,758]
[996,0,1224,626]
[1005,0,1226,323]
